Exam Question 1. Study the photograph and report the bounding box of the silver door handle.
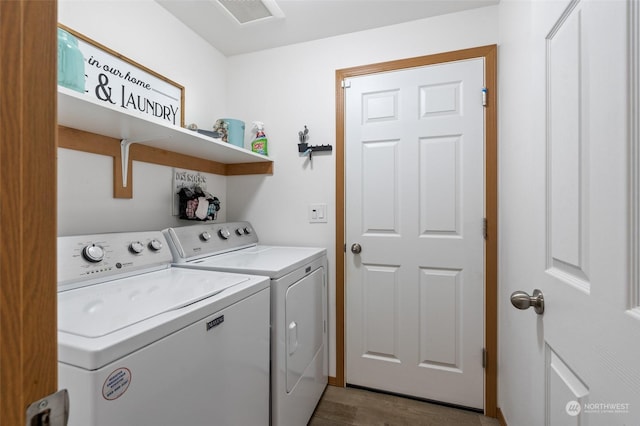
[351,243,362,254]
[510,289,544,315]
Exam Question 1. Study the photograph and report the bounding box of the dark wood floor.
[309,386,500,426]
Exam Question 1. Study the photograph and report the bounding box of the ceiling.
[156,0,499,57]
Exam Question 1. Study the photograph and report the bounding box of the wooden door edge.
[333,44,499,418]
[0,1,58,424]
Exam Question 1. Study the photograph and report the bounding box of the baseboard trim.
[497,407,507,426]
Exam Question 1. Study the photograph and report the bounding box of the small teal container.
[57,28,85,93]
[222,119,245,149]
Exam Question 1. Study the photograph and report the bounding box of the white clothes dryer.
[164,222,328,426]
[57,230,270,426]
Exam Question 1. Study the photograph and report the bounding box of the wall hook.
[297,125,332,164]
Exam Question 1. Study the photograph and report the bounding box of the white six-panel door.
[345,58,485,409]
[537,0,640,424]
[500,0,640,424]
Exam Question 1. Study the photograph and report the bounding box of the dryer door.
[285,267,325,393]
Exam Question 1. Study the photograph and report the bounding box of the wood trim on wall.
[484,45,498,418]
[0,0,58,424]
[58,126,273,198]
[497,407,508,426]
[333,45,498,417]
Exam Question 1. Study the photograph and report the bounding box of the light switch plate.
[308,203,327,223]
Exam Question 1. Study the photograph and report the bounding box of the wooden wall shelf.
[57,87,273,198]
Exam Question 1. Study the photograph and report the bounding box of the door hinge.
[482,87,487,106]
[482,348,487,369]
[342,80,351,89]
[344,243,347,253]
[483,217,488,240]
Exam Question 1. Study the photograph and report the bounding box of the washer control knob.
[129,241,145,254]
[200,231,212,242]
[148,239,163,251]
[235,228,245,236]
[218,228,231,240]
[244,226,252,235]
[82,244,105,263]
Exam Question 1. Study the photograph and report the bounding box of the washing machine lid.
[183,245,326,279]
[58,267,250,338]
[58,267,270,370]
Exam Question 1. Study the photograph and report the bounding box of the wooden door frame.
[0,0,58,424]
[333,45,498,417]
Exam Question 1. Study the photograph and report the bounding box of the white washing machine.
[164,222,328,426]
[57,230,271,426]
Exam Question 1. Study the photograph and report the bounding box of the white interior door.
[501,0,640,424]
[345,58,485,409]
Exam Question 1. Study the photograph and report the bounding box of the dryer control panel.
[57,231,172,291]
[165,221,259,262]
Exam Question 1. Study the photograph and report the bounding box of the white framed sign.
[58,24,185,126]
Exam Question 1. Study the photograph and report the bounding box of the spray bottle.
[251,121,269,156]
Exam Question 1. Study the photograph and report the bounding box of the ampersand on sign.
[95,73,116,104]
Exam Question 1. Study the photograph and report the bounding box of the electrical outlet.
[308,203,327,223]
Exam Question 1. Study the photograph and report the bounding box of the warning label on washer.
[102,367,131,401]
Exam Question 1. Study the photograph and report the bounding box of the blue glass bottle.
[57,28,85,93]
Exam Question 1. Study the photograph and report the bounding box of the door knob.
[350,243,362,254]
[510,289,544,315]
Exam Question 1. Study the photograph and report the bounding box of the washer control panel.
[58,231,172,291]
[165,221,258,261]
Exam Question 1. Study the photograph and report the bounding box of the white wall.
[497,1,545,425]
[225,5,499,378]
[58,0,229,235]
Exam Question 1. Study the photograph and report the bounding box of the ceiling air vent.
[217,0,284,24]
